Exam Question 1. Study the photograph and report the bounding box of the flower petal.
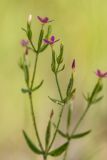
[37,16,43,22]
[54,39,60,43]
[43,39,50,44]
[21,39,29,47]
[103,72,107,77]
[51,36,55,42]
[43,17,49,23]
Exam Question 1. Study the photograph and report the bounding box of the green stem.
[63,141,70,160]
[47,73,64,151]
[28,93,44,151]
[28,42,43,151]
[48,105,64,151]
[55,73,63,101]
[63,79,100,160]
[63,103,90,160]
[29,40,37,53]
[71,104,90,135]
[30,54,38,89]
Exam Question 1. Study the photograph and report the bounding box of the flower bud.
[21,39,29,47]
[71,59,75,70]
[27,14,32,25]
[50,109,54,119]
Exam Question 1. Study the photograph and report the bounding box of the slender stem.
[55,73,63,101]
[47,73,64,151]
[29,93,44,151]
[30,54,38,89]
[48,105,64,151]
[71,104,90,135]
[63,141,70,160]
[29,40,37,53]
[28,39,43,151]
[63,103,91,160]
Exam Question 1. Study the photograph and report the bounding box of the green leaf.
[21,27,27,33]
[27,29,32,40]
[65,88,76,102]
[27,23,32,40]
[45,25,52,39]
[51,49,56,72]
[21,88,30,93]
[70,130,91,139]
[45,120,51,148]
[39,44,48,52]
[90,81,103,102]
[57,44,64,64]
[23,130,43,154]
[39,25,52,52]
[32,80,44,91]
[58,64,65,73]
[83,93,89,102]
[48,96,64,105]
[18,57,24,70]
[38,29,44,52]
[67,103,72,129]
[53,123,67,138]
[92,96,104,104]
[66,74,73,97]
[48,142,68,157]
[23,65,29,85]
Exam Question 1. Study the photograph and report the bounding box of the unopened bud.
[71,59,75,70]
[50,109,54,119]
[27,14,32,25]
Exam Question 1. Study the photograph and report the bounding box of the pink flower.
[37,16,53,24]
[43,36,60,45]
[95,69,107,78]
[21,39,29,47]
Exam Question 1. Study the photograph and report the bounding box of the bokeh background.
[0,0,107,160]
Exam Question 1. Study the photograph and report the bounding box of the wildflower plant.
[19,15,106,160]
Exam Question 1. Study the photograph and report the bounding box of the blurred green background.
[0,0,107,160]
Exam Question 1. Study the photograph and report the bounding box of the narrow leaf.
[39,44,48,52]
[21,27,27,33]
[23,65,29,85]
[83,93,89,101]
[23,130,43,154]
[32,80,44,91]
[67,103,72,129]
[53,123,67,138]
[48,96,64,105]
[65,88,76,102]
[58,64,65,73]
[45,120,51,148]
[49,142,68,157]
[66,74,73,96]
[21,88,30,93]
[39,25,52,52]
[45,25,52,39]
[92,96,104,104]
[57,44,64,64]
[27,23,32,40]
[70,130,91,139]
[38,29,44,51]
[51,49,56,72]
[90,81,102,102]
[27,29,32,40]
